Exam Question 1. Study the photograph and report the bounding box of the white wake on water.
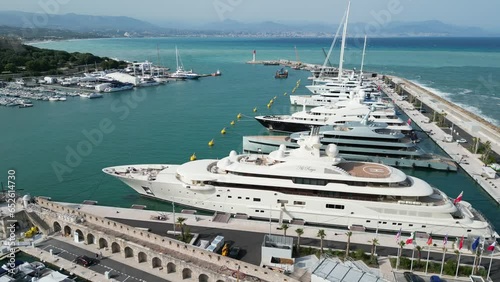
[409,80,499,125]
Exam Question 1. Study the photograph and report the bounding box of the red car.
[73,255,98,267]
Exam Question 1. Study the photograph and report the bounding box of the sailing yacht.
[103,133,496,239]
[170,46,200,80]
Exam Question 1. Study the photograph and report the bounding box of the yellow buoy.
[221,127,226,135]
[253,107,257,112]
[283,92,287,96]
[237,113,242,119]
[269,99,274,104]
[208,139,214,147]
[230,120,235,126]
[190,153,197,161]
[292,88,296,93]
[267,103,271,108]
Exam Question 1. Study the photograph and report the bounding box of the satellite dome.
[326,144,339,157]
[279,144,287,151]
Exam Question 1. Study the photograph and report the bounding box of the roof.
[312,258,387,282]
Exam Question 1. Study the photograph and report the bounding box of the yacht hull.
[104,164,492,239]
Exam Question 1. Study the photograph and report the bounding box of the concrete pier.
[381,76,500,204]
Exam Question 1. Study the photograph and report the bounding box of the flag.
[453,191,463,204]
[407,118,412,126]
[487,241,497,252]
[472,237,480,251]
[395,228,401,243]
[459,236,464,250]
[443,234,448,246]
[406,231,416,245]
[426,234,433,246]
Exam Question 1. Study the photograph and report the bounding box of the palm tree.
[281,223,289,237]
[295,228,304,254]
[398,240,406,268]
[481,141,492,163]
[317,229,326,255]
[345,231,353,258]
[416,245,422,264]
[176,217,187,241]
[368,238,379,259]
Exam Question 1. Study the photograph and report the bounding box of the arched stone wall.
[182,268,192,279]
[74,229,84,242]
[53,222,61,232]
[86,233,95,245]
[111,242,121,253]
[124,246,134,258]
[198,273,209,282]
[63,225,71,236]
[167,262,176,273]
[138,251,147,263]
[99,237,108,249]
[152,257,162,268]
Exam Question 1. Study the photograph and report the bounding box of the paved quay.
[380,77,500,204]
[61,202,500,282]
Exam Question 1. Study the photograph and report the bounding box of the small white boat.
[48,96,60,101]
[58,97,67,101]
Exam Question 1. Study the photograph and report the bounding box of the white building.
[261,235,294,274]
[311,257,387,282]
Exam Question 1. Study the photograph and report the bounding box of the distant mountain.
[196,19,493,37]
[0,11,161,33]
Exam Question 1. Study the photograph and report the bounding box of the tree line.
[0,37,126,75]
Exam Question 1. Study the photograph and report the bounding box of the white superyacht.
[103,134,496,239]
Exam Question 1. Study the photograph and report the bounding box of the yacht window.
[293,201,305,205]
[326,204,345,209]
[467,229,471,232]
[255,210,259,213]
[246,197,250,200]
[421,225,426,228]
[238,196,242,199]
[216,195,220,197]
[383,222,387,224]
[366,220,371,223]
[228,196,232,198]
[260,210,265,213]
[409,224,413,227]
[398,223,402,226]
[253,198,261,202]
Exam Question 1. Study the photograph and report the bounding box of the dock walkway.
[381,77,500,204]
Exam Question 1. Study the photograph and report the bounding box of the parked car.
[73,255,98,267]
[456,138,467,143]
[429,275,442,282]
[403,271,423,282]
[228,246,241,259]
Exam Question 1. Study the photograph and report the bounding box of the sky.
[2,0,499,29]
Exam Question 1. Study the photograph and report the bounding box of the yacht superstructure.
[103,134,496,239]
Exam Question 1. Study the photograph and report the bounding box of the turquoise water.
[2,37,499,230]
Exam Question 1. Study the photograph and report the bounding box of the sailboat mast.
[175,46,179,71]
[338,1,351,79]
[360,35,367,75]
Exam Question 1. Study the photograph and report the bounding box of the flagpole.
[396,245,400,271]
[440,247,446,276]
[487,250,494,280]
[425,245,431,274]
[455,251,461,278]
[471,250,478,276]
[410,245,415,271]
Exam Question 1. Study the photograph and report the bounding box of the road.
[37,238,169,282]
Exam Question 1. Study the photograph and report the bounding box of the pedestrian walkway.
[380,79,500,204]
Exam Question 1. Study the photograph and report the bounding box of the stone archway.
[99,238,108,249]
[111,242,121,253]
[74,229,84,242]
[124,246,134,258]
[199,274,209,282]
[63,225,71,237]
[152,257,162,268]
[53,222,62,232]
[167,262,176,273]
[86,233,95,245]
[138,251,147,263]
[182,268,192,279]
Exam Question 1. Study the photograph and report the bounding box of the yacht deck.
[337,162,392,178]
